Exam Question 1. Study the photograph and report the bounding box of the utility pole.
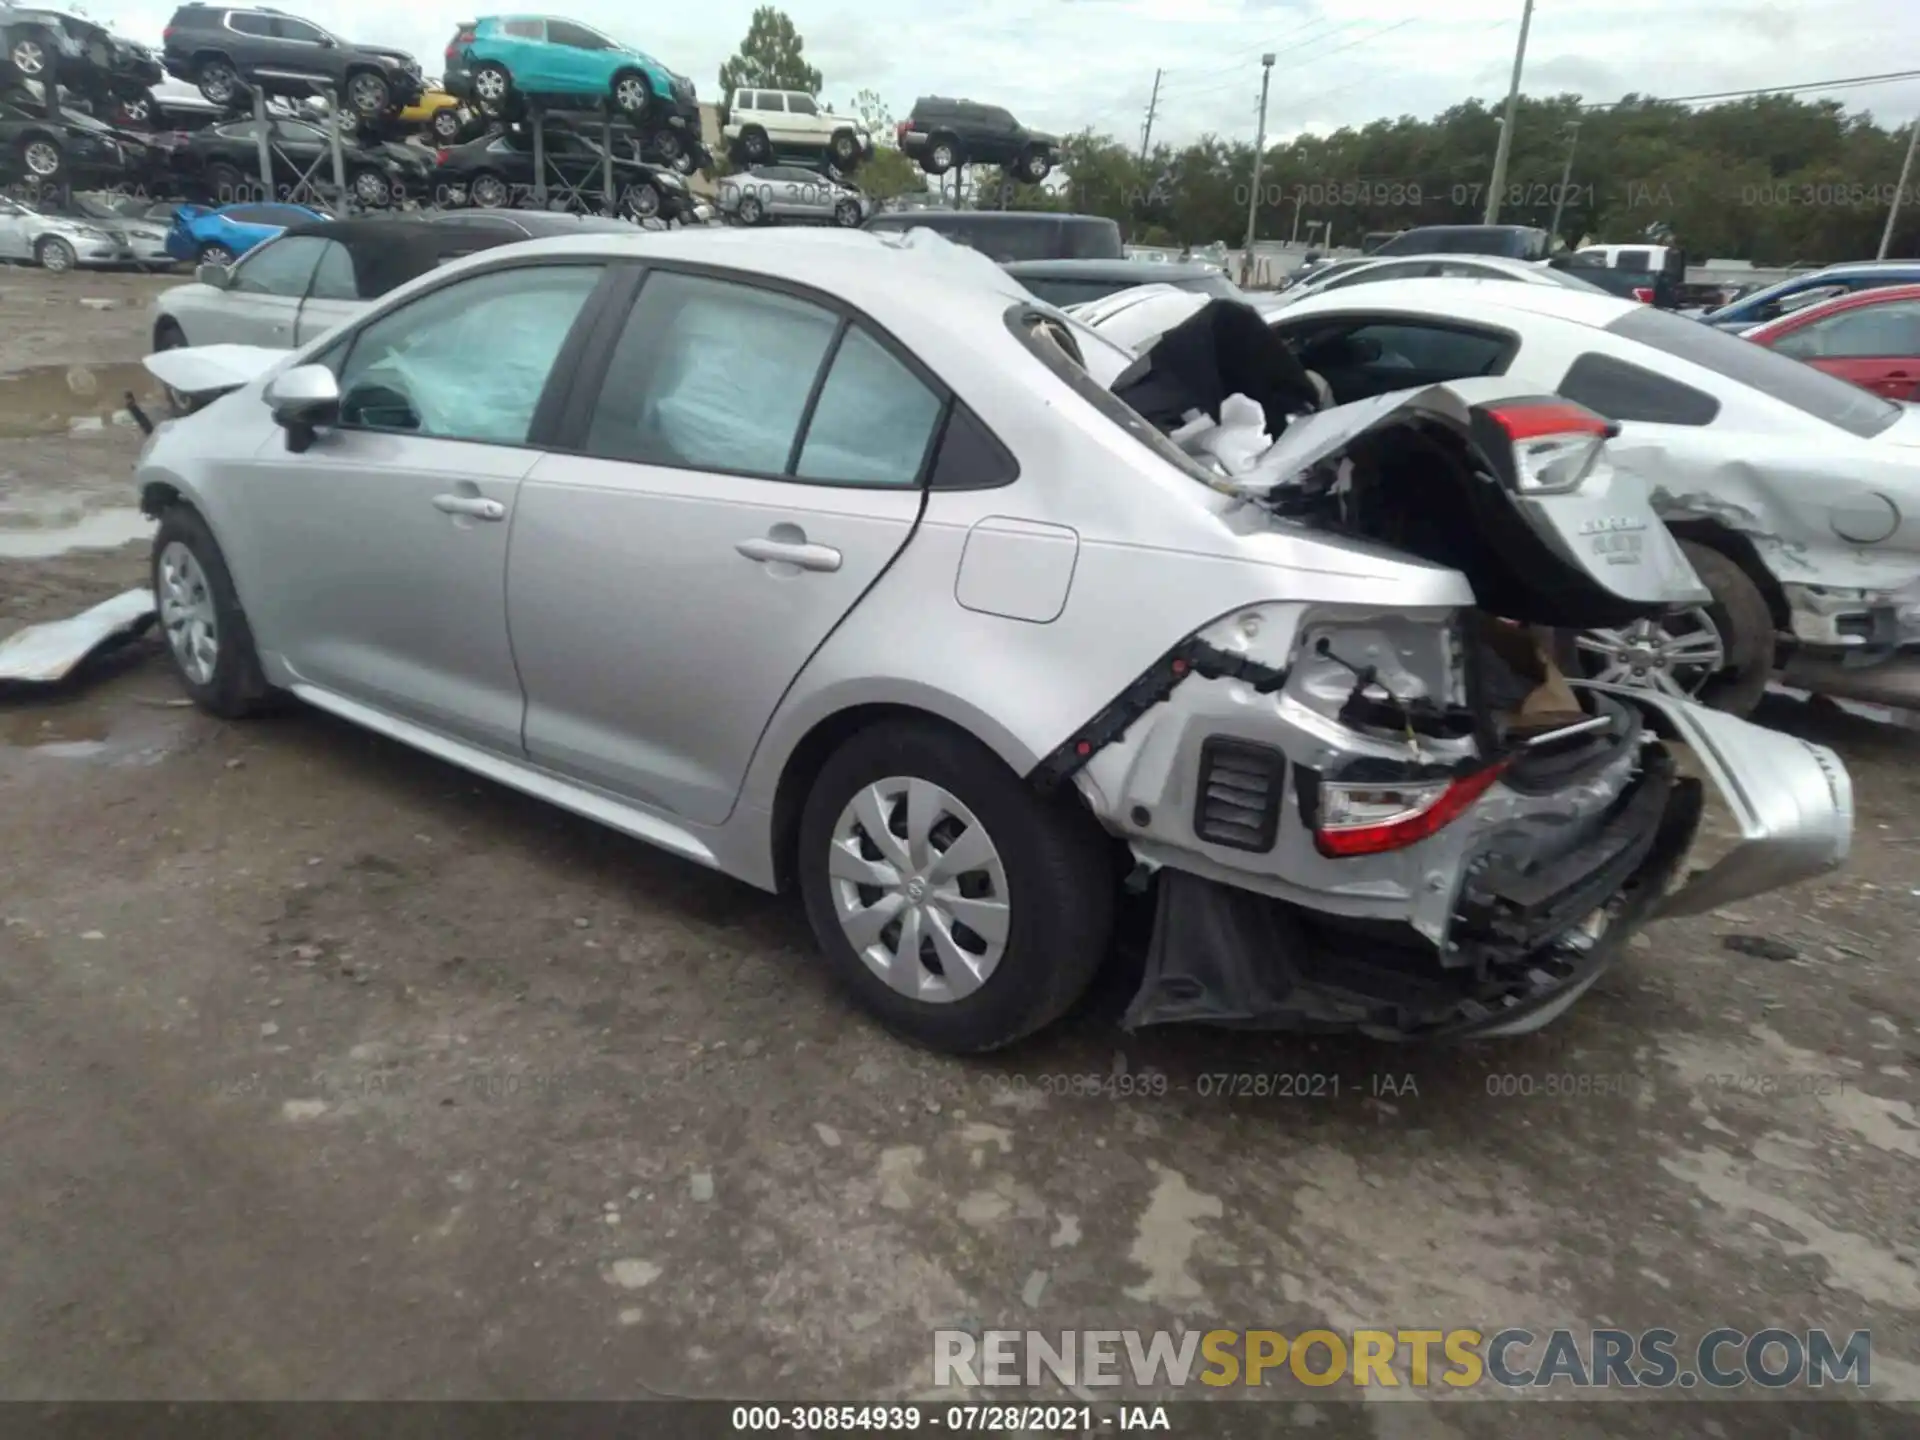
[1484,0,1536,224]
[1880,115,1920,259]
[1241,52,1275,278]
[1138,68,1162,165]
[1548,119,1581,242]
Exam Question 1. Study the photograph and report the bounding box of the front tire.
[19,135,62,181]
[833,198,860,227]
[430,106,464,144]
[8,28,52,79]
[345,69,391,119]
[622,181,660,220]
[922,136,957,175]
[349,166,391,207]
[736,193,763,225]
[34,235,76,272]
[151,507,278,719]
[739,126,770,164]
[197,242,234,265]
[469,172,508,208]
[797,720,1115,1054]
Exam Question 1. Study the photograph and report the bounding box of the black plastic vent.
[1193,738,1286,852]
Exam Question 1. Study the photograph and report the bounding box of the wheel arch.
[759,690,1051,895]
[1663,518,1791,633]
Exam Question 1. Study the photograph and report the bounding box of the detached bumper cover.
[1122,688,1852,1040]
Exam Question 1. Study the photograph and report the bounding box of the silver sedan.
[0,193,130,271]
[133,228,1850,1052]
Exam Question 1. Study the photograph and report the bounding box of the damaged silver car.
[131,229,1852,1052]
[1092,279,1920,716]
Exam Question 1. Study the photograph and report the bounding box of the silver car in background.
[717,164,869,227]
[0,193,127,271]
[133,228,1851,1053]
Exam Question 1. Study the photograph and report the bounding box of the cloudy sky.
[87,0,1920,144]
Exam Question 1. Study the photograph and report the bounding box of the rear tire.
[1680,541,1775,716]
[830,129,858,166]
[1018,148,1051,183]
[430,106,463,144]
[151,506,279,720]
[922,135,958,174]
[195,56,241,107]
[345,69,391,119]
[622,181,660,221]
[739,127,770,163]
[469,171,508,208]
[797,720,1115,1054]
[833,198,860,227]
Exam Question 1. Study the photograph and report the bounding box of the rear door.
[507,265,947,824]
[1278,313,1517,399]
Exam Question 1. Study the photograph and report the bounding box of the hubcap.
[13,39,44,74]
[40,240,71,271]
[158,541,219,686]
[933,144,952,167]
[355,172,385,202]
[828,777,1011,1004]
[1576,608,1726,699]
[475,70,504,99]
[25,141,58,176]
[473,177,505,206]
[617,78,645,109]
[203,246,231,264]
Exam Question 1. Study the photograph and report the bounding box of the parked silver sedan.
[0,193,130,271]
[716,165,869,227]
[133,228,1851,1052]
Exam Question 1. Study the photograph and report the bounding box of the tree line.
[721,7,1918,263]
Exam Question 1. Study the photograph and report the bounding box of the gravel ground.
[2,265,1918,1431]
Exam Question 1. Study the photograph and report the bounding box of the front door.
[233,260,609,753]
[204,231,327,344]
[507,266,948,825]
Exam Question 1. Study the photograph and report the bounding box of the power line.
[1582,70,1920,109]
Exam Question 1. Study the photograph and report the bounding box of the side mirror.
[264,364,340,452]
[196,262,230,288]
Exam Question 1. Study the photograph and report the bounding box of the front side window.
[336,263,603,442]
[274,17,324,42]
[547,20,609,48]
[230,234,328,295]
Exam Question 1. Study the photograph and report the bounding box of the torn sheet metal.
[0,589,156,685]
[142,344,286,401]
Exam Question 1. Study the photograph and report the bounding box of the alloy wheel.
[200,245,233,265]
[615,77,648,112]
[353,171,388,205]
[471,175,506,207]
[37,237,74,272]
[473,68,505,101]
[1575,608,1726,699]
[828,777,1011,1004]
[201,66,235,103]
[349,74,387,115]
[24,141,59,176]
[158,541,219,686]
[11,38,45,75]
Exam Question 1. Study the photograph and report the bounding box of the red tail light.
[435,148,450,165]
[1631,286,1654,303]
[1314,762,1510,858]
[1483,398,1613,441]
[162,25,175,41]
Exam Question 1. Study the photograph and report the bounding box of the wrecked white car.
[1090,278,1920,716]
[132,229,1851,1051]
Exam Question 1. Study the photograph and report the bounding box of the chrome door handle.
[433,493,506,520]
[735,537,842,572]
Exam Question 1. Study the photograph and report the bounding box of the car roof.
[284,215,522,295]
[1275,276,1638,328]
[865,209,1113,228]
[1001,259,1222,280]
[1337,253,1546,274]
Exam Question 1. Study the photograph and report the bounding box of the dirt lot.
[3,265,1920,1429]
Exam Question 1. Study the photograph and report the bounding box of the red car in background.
[1743,282,1920,401]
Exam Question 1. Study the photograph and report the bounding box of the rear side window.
[1558,352,1721,427]
[1606,304,1901,438]
[307,239,358,299]
[502,19,543,38]
[227,12,273,35]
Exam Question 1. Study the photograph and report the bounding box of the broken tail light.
[1476,396,1619,496]
[1314,761,1509,858]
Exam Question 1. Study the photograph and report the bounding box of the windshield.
[1607,304,1902,438]
[70,194,121,219]
[1179,271,1247,299]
